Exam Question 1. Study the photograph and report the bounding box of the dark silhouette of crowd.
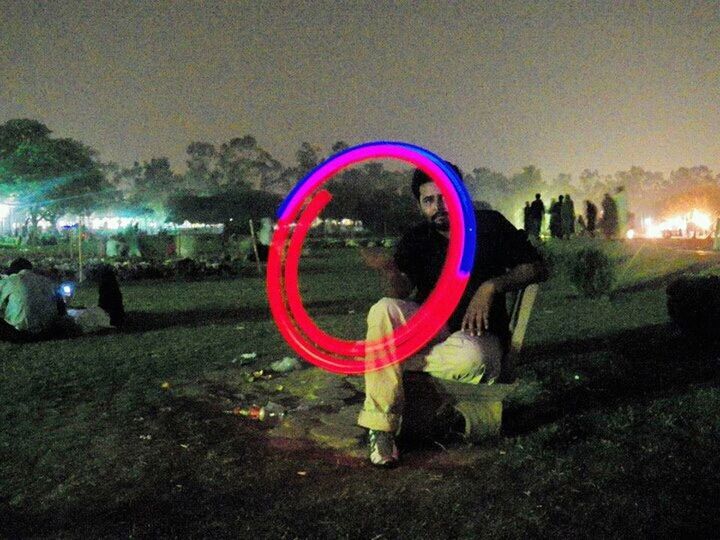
[544,194,577,239]
[524,193,545,239]
[522,188,626,240]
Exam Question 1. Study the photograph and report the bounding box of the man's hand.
[360,247,413,298]
[359,247,392,270]
[462,280,498,336]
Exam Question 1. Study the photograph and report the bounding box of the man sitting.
[95,264,125,327]
[358,165,548,467]
[0,258,66,342]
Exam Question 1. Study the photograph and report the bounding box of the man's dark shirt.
[586,202,598,222]
[393,210,542,339]
[529,199,545,220]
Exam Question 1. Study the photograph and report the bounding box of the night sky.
[2,0,718,179]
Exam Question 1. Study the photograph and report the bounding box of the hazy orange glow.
[642,209,713,238]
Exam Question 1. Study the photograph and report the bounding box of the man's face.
[418,181,449,232]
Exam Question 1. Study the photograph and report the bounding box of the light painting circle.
[266,141,476,374]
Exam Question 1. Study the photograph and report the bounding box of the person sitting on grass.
[358,164,548,467]
[61,264,125,334]
[0,258,67,342]
[96,264,125,327]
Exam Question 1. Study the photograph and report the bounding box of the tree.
[185,142,220,194]
[466,167,510,209]
[126,157,181,219]
[0,119,50,156]
[500,166,547,225]
[216,136,283,192]
[330,140,350,154]
[295,142,320,174]
[107,161,143,200]
[611,166,674,215]
[510,165,545,194]
[323,165,417,234]
[464,166,539,219]
[166,190,282,232]
[552,173,573,197]
[659,172,720,218]
[138,158,177,193]
[0,119,110,239]
[667,166,714,194]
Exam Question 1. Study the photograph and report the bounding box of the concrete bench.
[404,284,539,443]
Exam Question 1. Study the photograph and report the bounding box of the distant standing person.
[255,217,274,262]
[106,236,122,258]
[713,217,720,251]
[561,194,575,238]
[97,234,106,258]
[614,186,629,238]
[576,215,587,237]
[549,196,563,238]
[166,237,176,258]
[529,193,545,239]
[96,264,125,327]
[585,200,598,237]
[126,223,141,258]
[523,202,531,233]
[600,193,619,239]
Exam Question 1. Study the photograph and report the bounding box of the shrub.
[569,247,615,298]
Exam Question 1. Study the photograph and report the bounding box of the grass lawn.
[2,241,720,538]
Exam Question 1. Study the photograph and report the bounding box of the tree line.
[2,118,720,241]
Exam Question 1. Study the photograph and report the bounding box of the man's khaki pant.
[357,297,503,433]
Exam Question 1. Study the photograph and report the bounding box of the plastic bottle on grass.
[226,401,285,422]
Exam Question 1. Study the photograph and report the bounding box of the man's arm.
[360,248,414,299]
[462,260,548,336]
[489,260,549,295]
[379,259,413,299]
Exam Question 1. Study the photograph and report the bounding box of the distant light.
[626,229,635,239]
[643,212,711,239]
[59,281,75,298]
[690,209,711,230]
[0,204,10,219]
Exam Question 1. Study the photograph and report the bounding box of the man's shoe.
[368,429,399,467]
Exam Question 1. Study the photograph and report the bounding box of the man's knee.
[443,331,503,381]
[446,332,486,374]
[371,297,403,311]
[367,297,414,323]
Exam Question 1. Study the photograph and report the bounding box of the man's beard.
[431,211,450,232]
